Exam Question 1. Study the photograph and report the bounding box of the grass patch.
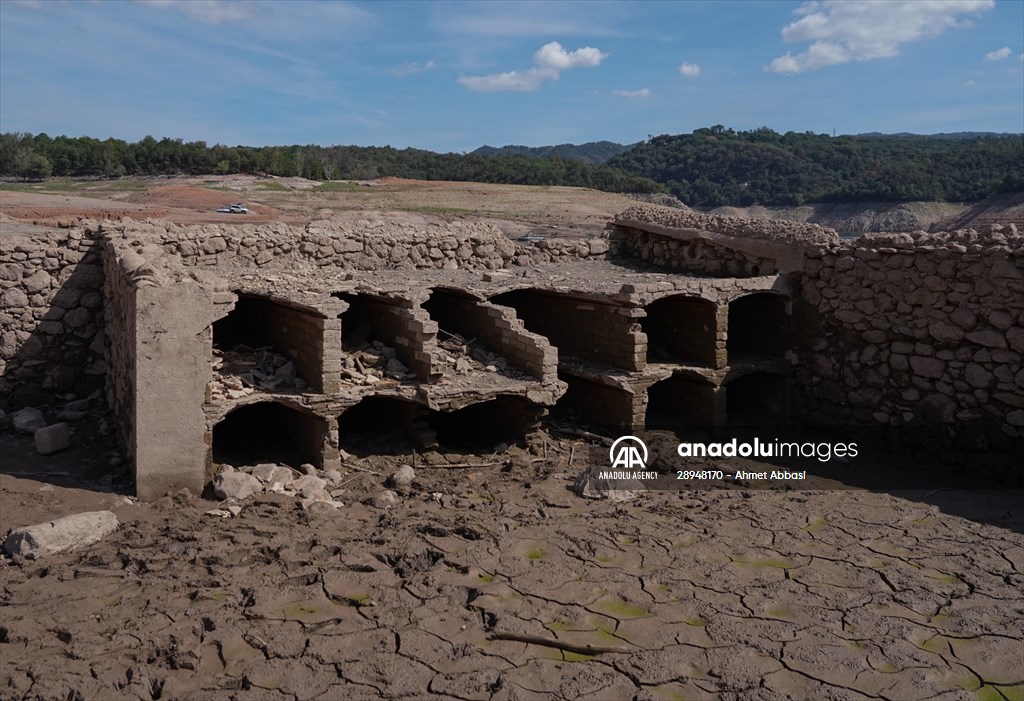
[525,548,547,561]
[594,597,649,618]
[313,181,363,192]
[684,617,706,627]
[476,572,494,583]
[257,180,288,191]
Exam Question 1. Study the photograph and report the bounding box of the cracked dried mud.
[2,442,1022,701]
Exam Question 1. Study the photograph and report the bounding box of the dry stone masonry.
[1,203,1021,499]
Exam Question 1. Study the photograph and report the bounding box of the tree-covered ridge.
[470,141,633,164]
[0,133,663,194]
[606,126,1024,206]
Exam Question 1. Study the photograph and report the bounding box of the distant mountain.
[470,141,634,164]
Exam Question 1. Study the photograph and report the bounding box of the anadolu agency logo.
[601,436,658,480]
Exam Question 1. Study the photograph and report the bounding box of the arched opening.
[645,374,719,430]
[726,372,788,425]
[491,288,642,370]
[642,295,718,367]
[429,396,544,452]
[555,373,639,432]
[337,396,421,457]
[727,293,789,361]
[212,401,325,469]
[211,294,320,392]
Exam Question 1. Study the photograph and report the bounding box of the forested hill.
[606,126,1024,207]
[2,128,1021,206]
[0,133,662,195]
[470,141,632,164]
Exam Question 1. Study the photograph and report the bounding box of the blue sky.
[1,0,1021,152]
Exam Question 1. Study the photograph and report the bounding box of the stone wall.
[793,228,1024,472]
[109,217,609,272]
[103,237,224,499]
[1,226,106,410]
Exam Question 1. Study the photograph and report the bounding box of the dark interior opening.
[646,374,717,429]
[337,396,419,457]
[727,293,789,360]
[338,293,389,351]
[642,296,717,366]
[430,396,543,451]
[489,289,550,337]
[213,401,323,468]
[423,288,476,337]
[213,295,281,350]
[726,372,788,425]
[211,294,319,392]
[554,373,634,432]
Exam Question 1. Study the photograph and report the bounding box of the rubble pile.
[340,340,415,385]
[210,345,306,399]
[435,331,530,379]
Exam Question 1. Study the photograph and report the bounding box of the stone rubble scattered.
[210,345,307,400]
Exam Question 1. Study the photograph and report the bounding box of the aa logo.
[609,436,648,470]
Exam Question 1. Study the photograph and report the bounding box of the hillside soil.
[1,175,639,237]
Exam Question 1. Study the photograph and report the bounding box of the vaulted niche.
[337,396,420,457]
[726,372,788,425]
[727,293,789,361]
[429,396,544,452]
[211,293,322,392]
[642,295,717,367]
[491,288,640,369]
[212,401,325,469]
[645,373,718,430]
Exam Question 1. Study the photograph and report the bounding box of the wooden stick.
[424,461,499,469]
[346,464,381,475]
[551,427,613,446]
[488,631,632,655]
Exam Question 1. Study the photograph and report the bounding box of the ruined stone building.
[2,206,1022,498]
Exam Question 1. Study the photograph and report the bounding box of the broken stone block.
[274,361,297,383]
[289,474,329,500]
[386,465,415,488]
[35,423,70,455]
[3,511,119,559]
[251,463,292,484]
[13,408,46,435]
[213,471,263,500]
[370,490,398,508]
[385,358,408,378]
[573,470,642,503]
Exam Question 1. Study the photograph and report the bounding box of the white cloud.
[393,59,437,78]
[459,41,607,92]
[678,62,701,78]
[458,67,558,92]
[613,88,652,98]
[534,42,608,70]
[766,0,995,74]
[985,46,1012,61]
[141,0,258,24]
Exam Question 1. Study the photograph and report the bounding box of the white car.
[217,203,249,214]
